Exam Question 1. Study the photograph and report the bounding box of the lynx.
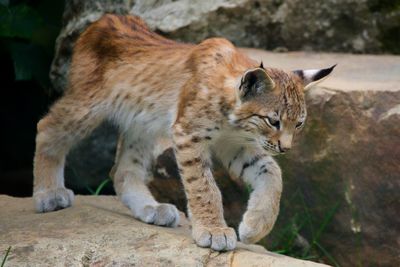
[33,14,334,251]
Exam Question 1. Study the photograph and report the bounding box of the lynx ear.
[239,68,275,101]
[293,64,336,90]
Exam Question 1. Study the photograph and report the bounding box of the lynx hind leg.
[112,133,180,227]
[33,96,104,212]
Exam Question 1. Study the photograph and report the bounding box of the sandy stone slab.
[0,195,329,267]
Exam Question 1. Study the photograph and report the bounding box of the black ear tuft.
[293,64,336,89]
[313,64,336,81]
[260,61,264,69]
[239,68,275,101]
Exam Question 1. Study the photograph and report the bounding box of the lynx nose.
[278,134,292,153]
[278,141,291,153]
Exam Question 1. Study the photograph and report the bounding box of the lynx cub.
[33,14,334,251]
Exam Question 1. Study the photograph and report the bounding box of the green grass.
[268,189,340,266]
[86,178,112,195]
[1,246,11,267]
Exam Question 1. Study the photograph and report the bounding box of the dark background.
[0,0,63,196]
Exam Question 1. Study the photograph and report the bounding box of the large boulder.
[0,195,329,267]
[50,0,400,92]
[276,88,399,267]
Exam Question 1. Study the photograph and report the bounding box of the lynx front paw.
[34,188,74,213]
[192,225,237,251]
[239,210,276,244]
[239,221,262,244]
[138,203,180,227]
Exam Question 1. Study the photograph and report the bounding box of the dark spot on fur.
[181,159,194,166]
[191,136,201,143]
[215,53,223,63]
[258,169,268,176]
[186,176,198,183]
[228,147,244,169]
[239,156,262,178]
[194,157,201,163]
[177,143,192,150]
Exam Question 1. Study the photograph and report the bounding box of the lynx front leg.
[173,125,237,251]
[220,147,282,244]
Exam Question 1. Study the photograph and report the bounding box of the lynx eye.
[296,121,304,129]
[266,117,280,130]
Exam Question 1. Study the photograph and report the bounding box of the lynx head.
[230,63,335,154]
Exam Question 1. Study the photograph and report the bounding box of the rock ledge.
[0,195,328,266]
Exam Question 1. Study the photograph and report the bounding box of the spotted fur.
[33,14,334,251]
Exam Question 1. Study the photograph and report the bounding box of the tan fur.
[33,14,333,251]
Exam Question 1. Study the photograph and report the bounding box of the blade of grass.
[303,202,340,258]
[273,213,299,241]
[285,217,308,254]
[271,189,310,254]
[1,246,11,267]
[69,166,95,194]
[300,254,319,260]
[94,178,111,196]
[270,189,302,249]
[314,241,340,267]
[86,186,95,195]
[270,214,299,252]
[272,249,287,254]
[313,202,340,244]
[299,189,315,240]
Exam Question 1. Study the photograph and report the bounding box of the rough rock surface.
[50,0,400,92]
[0,195,329,267]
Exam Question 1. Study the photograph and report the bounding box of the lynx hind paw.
[139,203,180,227]
[34,188,74,213]
[193,226,237,251]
